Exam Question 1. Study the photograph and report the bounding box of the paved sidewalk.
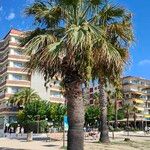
[0,132,149,150]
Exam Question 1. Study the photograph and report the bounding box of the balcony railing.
[7,67,29,74]
[0,93,13,99]
[0,55,8,63]
[0,43,9,52]
[50,96,65,103]
[0,106,18,113]
[8,54,29,61]
[0,80,30,88]
[0,68,7,75]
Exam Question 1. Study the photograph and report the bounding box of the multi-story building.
[82,80,100,105]
[0,29,64,135]
[82,80,123,108]
[31,72,65,104]
[122,76,150,121]
[142,87,150,119]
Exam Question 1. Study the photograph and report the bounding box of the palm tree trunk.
[127,110,129,127]
[114,99,118,128]
[65,75,84,150]
[99,77,109,143]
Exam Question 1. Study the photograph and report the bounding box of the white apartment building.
[0,29,64,135]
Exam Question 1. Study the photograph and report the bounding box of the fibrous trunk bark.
[65,75,84,150]
[127,110,129,127]
[114,99,118,128]
[99,78,109,143]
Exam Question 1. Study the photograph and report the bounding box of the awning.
[144,114,150,118]
[133,99,144,104]
[135,106,144,111]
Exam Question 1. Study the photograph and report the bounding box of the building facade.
[0,29,64,135]
[122,76,150,120]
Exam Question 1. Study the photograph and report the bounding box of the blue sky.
[0,0,150,79]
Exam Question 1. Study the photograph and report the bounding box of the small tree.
[47,103,67,128]
[17,99,51,133]
[85,105,100,128]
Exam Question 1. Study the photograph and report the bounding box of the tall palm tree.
[124,104,133,128]
[22,0,133,148]
[113,81,123,129]
[9,88,40,107]
[132,107,138,129]
[92,5,133,142]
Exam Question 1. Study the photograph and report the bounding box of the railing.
[0,81,6,87]
[7,67,29,73]
[0,93,12,99]
[0,68,7,75]
[8,54,29,60]
[0,43,9,52]
[0,55,8,63]
[0,106,18,113]
[50,96,65,103]
[0,80,30,87]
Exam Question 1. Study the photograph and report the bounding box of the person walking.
[9,126,14,137]
[21,127,24,136]
[16,126,20,137]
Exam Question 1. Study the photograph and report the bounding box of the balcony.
[0,55,8,63]
[133,99,144,104]
[50,86,61,92]
[144,114,150,118]
[0,106,18,113]
[0,43,9,52]
[8,54,29,61]
[6,80,30,87]
[50,96,65,103]
[135,106,144,111]
[0,68,7,75]
[0,80,30,88]
[7,67,29,74]
[0,81,6,87]
[0,93,12,99]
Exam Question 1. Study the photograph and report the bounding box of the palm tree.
[124,104,133,128]
[22,0,133,148]
[132,107,138,129]
[9,88,40,107]
[92,6,133,142]
[114,82,123,129]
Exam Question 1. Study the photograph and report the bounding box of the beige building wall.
[31,72,50,100]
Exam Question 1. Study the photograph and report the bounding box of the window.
[15,50,23,55]
[141,81,145,85]
[12,74,22,80]
[13,62,24,68]
[123,80,130,84]
[11,37,20,43]
[11,37,16,42]
[50,91,61,98]
[11,87,21,93]
[9,116,17,123]
[131,80,139,84]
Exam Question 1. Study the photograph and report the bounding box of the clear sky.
[0,0,150,79]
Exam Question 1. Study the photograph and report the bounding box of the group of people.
[4,125,24,137]
[84,127,99,140]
